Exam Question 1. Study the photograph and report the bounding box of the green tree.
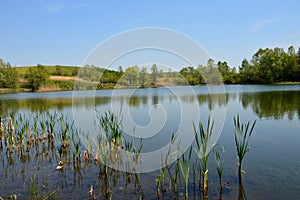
[150,63,158,83]
[180,66,203,85]
[118,66,124,76]
[217,61,231,83]
[197,59,223,84]
[285,46,299,81]
[25,64,50,91]
[124,65,139,85]
[0,59,18,89]
[139,67,148,86]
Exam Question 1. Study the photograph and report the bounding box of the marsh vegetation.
[0,109,256,200]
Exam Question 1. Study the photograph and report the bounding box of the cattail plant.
[233,114,256,183]
[193,117,215,198]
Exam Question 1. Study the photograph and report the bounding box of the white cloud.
[250,18,279,32]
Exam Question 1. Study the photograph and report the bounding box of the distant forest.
[1,46,300,92]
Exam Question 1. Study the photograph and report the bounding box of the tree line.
[1,45,300,91]
[180,46,300,84]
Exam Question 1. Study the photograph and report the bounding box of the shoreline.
[1,82,300,95]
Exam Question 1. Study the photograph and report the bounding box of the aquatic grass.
[96,134,108,167]
[191,160,198,193]
[160,155,166,194]
[163,133,179,194]
[0,116,3,149]
[179,147,192,200]
[233,114,256,182]
[28,173,38,196]
[214,147,224,191]
[156,175,161,199]
[71,130,82,165]
[99,110,122,147]
[132,138,143,165]
[0,109,259,199]
[83,133,92,162]
[59,119,71,148]
[193,116,215,198]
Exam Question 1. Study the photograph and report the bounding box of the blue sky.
[0,0,300,69]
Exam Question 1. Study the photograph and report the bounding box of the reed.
[132,138,143,165]
[156,175,161,199]
[179,147,192,200]
[71,130,81,165]
[99,111,122,147]
[160,155,166,194]
[59,119,70,148]
[193,117,215,198]
[28,173,38,196]
[0,116,3,149]
[233,114,256,182]
[214,148,224,191]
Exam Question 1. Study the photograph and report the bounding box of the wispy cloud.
[250,18,279,32]
[46,1,64,13]
[75,1,88,8]
[45,1,88,13]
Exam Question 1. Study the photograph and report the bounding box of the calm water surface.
[0,85,299,199]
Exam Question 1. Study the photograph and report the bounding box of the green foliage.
[98,110,122,146]
[240,46,300,83]
[53,80,74,90]
[233,114,256,181]
[214,148,224,190]
[180,66,203,85]
[139,67,148,86]
[151,63,158,83]
[179,147,193,199]
[77,64,103,82]
[25,64,50,91]
[0,59,18,89]
[124,65,140,85]
[100,68,122,84]
[193,117,215,197]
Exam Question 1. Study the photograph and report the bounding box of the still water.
[0,85,299,199]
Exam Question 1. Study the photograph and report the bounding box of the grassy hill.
[17,65,80,77]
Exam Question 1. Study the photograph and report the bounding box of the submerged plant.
[193,117,215,198]
[234,114,256,182]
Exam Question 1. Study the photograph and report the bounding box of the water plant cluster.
[0,111,256,199]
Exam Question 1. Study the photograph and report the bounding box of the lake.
[0,85,299,199]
